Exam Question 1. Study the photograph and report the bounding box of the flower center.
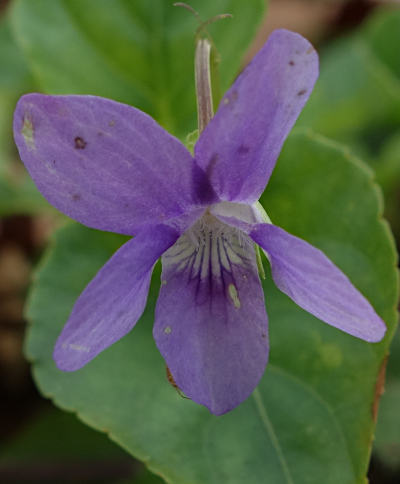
[186,210,250,252]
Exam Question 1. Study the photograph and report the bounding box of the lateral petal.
[14,94,204,235]
[153,217,269,415]
[250,223,386,342]
[195,29,319,203]
[54,224,180,371]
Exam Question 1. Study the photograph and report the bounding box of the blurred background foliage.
[0,0,399,483]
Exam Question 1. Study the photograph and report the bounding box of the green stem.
[195,38,214,134]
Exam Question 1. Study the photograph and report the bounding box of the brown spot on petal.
[306,46,315,55]
[166,366,189,399]
[237,145,250,155]
[74,137,87,149]
[72,194,81,202]
[289,60,295,66]
[297,89,307,96]
[108,120,115,127]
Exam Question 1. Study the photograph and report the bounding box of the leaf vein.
[252,388,295,484]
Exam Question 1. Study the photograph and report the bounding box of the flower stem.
[195,38,214,134]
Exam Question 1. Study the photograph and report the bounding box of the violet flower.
[13,30,385,415]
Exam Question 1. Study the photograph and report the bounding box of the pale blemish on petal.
[62,343,90,353]
[21,114,35,150]
[228,283,241,309]
[164,326,172,335]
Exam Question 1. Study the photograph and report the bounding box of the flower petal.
[14,94,204,235]
[54,224,180,371]
[153,218,269,415]
[195,29,319,203]
[250,223,386,342]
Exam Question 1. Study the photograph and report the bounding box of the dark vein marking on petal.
[162,216,256,311]
[206,153,219,178]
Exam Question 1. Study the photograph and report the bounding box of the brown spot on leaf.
[372,354,388,421]
[74,137,87,149]
[166,366,189,399]
[297,89,307,96]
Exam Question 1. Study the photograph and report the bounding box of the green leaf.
[366,130,400,244]
[0,15,31,93]
[0,406,165,483]
[298,9,400,138]
[0,407,128,463]
[0,15,48,216]
[362,8,400,81]
[10,0,265,137]
[373,328,400,469]
[374,130,400,196]
[25,131,398,484]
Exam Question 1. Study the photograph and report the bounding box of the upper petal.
[195,29,319,203]
[54,224,180,371]
[14,94,204,235]
[250,223,386,342]
[153,216,269,415]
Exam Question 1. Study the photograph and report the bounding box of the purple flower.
[13,30,386,415]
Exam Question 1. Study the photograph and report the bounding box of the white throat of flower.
[163,202,271,289]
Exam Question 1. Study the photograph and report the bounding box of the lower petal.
[153,217,269,415]
[54,224,179,371]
